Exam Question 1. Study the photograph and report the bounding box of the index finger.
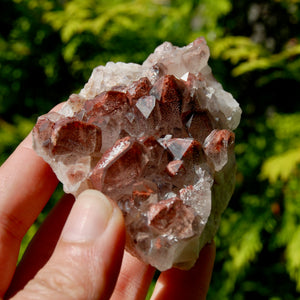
[0,133,58,296]
[151,242,216,300]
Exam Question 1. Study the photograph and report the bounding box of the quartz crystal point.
[32,38,242,271]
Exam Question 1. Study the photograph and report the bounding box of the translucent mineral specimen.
[32,38,242,271]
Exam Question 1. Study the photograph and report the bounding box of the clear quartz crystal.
[32,38,242,271]
[136,95,156,119]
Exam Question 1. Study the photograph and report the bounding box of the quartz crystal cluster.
[33,38,242,271]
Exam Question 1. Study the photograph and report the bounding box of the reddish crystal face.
[32,38,241,271]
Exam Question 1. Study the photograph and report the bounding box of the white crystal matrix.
[78,37,241,130]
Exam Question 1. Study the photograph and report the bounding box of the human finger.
[0,134,58,297]
[110,251,155,300]
[151,242,216,300]
[5,193,75,298]
[0,102,68,296]
[10,189,125,300]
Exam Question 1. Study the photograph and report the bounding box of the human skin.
[0,132,215,300]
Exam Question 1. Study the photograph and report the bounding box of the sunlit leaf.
[261,147,300,183]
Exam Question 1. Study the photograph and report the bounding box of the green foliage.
[189,0,232,40]
[261,147,300,183]
[213,36,300,79]
[43,0,191,75]
[0,0,233,120]
[210,109,300,298]
[42,0,232,77]
[1,0,300,298]
[206,1,300,298]
[0,116,34,164]
[261,113,300,182]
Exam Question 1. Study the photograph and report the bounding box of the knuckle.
[22,247,103,300]
[25,264,87,299]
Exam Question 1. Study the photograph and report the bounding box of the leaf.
[229,227,262,271]
[233,44,300,77]
[211,36,267,64]
[261,147,300,183]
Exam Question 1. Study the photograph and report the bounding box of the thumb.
[11,190,125,300]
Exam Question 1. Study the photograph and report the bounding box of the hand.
[0,133,215,300]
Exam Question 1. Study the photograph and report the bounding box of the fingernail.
[61,190,113,242]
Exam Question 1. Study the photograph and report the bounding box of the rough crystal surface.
[32,38,242,271]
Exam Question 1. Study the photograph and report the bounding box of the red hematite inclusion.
[33,38,241,271]
[148,197,196,239]
[90,137,148,193]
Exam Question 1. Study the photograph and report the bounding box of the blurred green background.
[1,0,300,298]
